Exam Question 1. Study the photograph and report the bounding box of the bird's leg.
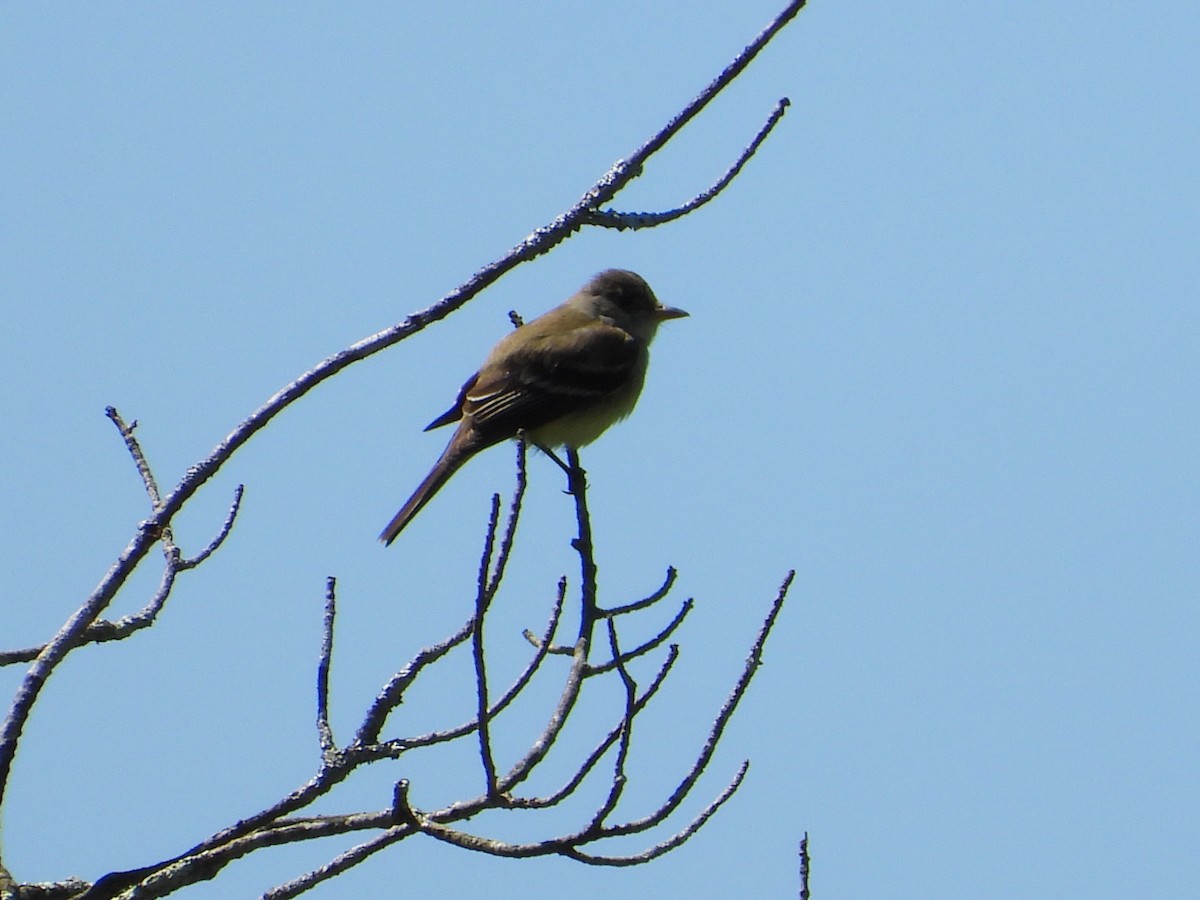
[516,431,584,494]
[536,443,572,477]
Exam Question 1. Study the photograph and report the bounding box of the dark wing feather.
[464,323,637,441]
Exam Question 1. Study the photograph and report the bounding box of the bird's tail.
[379,438,473,546]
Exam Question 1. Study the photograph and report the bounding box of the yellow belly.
[528,354,649,448]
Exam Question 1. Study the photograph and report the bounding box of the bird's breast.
[528,352,649,449]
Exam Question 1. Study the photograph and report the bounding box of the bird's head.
[578,269,688,342]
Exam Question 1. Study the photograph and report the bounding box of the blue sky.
[3,2,1197,897]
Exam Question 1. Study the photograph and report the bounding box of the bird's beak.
[655,305,689,321]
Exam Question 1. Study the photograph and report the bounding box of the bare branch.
[512,646,679,811]
[354,614,475,746]
[316,578,337,758]
[566,448,599,640]
[261,825,409,900]
[586,599,693,676]
[800,832,812,900]
[597,0,805,181]
[601,572,794,839]
[527,569,682,660]
[4,876,90,899]
[488,438,527,598]
[107,405,182,578]
[522,576,569,651]
[382,759,747,868]
[80,561,792,900]
[583,616,637,831]
[496,639,589,796]
[586,99,791,231]
[99,808,407,900]
[178,485,244,570]
[106,406,164,509]
[469,444,532,791]
[367,581,566,759]
[602,566,677,617]
[408,817,556,859]
[567,761,750,866]
[1,465,243,671]
[473,496,503,796]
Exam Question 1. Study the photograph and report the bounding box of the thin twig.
[179,485,244,569]
[601,566,677,617]
[583,616,637,831]
[511,646,679,811]
[497,639,589,795]
[106,406,163,509]
[367,583,566,758]
[602,571,794,839]
[799,832,811,900]
[599,0,805,180]
[586,599,693,676]
[486,438,527,598]
[261,824,411,900]
[316,578,337,758]
[586,99,791,230]
[567,761,750,866]
[1,448,244,669]
[355,615,475,746]
[566,448,599,641]
[472,496,503,796]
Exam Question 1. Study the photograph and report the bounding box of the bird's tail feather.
[379,443,469,545]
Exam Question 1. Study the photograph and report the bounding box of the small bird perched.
[380,269,687,545]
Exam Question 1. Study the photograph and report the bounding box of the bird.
[380,269,687,545]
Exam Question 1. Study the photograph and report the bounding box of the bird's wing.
[464,321,638,441]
